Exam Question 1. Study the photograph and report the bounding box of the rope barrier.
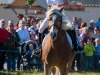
[0,50,25,53]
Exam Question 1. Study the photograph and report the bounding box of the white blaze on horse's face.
[52,14,57,21]
[50,14,58,41]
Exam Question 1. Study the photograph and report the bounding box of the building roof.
[6,0,40,7]
[69,0,100,7]
[4,0,44,10]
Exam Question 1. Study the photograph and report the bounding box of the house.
[36,0,100,25]
[0,0,100,26]
[0,0,45,26]
[67,0,100,26]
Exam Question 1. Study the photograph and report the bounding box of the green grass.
[0,70,100,75]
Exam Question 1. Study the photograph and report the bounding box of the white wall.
[0,6,45,27]
[0,6,19,26]
[65,7,100,26]
[0,6,100,27]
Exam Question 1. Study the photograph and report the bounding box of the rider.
[39,0,78,51]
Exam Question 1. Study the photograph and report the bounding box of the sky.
[7,0,14,4]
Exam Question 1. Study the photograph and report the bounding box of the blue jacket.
[95,20,100,29]
[95,45,100,56]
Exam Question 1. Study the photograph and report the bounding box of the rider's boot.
[71,29,78,51]
[67,29,78,51]
[39,33,42,45]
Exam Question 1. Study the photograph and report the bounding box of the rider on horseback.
[38,0,78,51]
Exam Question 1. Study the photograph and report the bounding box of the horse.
[41,6,76,75]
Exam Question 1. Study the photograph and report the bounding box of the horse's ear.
[59,6,64,12]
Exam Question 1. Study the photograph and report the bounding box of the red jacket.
[0,28,10,43]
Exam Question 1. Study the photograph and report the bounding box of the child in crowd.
[26,44,35,56]
[84,38,95,71]
[26,44,36,69]
[26,44,42,70]
[94,38,100,69]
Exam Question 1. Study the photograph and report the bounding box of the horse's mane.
[46,5,63,18]
[46,5,73,30]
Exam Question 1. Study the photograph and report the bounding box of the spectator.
[92,26,100,45]
[80,27,89,47]
[89,20,95,32]
[28,19,38,42]
[77,18,82,29]
[84,38,95,70]
[26,44,35,69]
[17,14,24,20]
[26,44,43,71]
[79,22,87,34]
[95,18,100,29]
[29,18,37,35]
[94,38,100,70]
[14,22,19,31]
[6,20,20,71]
[24,23,30,30]
[0,19,10,70]
[16,20,30,70]
[80,22,87,29]
[22,16,28,24]
[16,20,30,43]
[72,17,79,29]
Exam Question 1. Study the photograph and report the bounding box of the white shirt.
[16,28,30,42]
[46,0,64,5]
[28,26,36,35]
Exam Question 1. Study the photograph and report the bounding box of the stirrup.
[71,45,74,49]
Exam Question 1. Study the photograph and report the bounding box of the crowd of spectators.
[71,17,100,71]
[0,14,100,72]
[0,15,43,71]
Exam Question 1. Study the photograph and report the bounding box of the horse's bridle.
[48,15,62,33]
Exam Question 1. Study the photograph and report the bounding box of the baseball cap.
[90,20,94,23]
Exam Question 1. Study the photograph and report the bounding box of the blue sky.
[7,0,14,4]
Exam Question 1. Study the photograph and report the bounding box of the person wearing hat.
[89,20,95,32]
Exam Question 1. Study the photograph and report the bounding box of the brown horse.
[42,6,76,75]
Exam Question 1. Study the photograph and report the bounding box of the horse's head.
[46,5,64,40]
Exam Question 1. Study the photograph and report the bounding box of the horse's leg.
[64,62,73,75]
[59,66,66,75]
[51,66,60,75]
[51,66,56,75]
[65,50,76,74]
[44,63,52,75]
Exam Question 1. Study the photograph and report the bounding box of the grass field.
[0,70,100,75]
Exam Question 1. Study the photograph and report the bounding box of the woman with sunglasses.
[28,19,38,42]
